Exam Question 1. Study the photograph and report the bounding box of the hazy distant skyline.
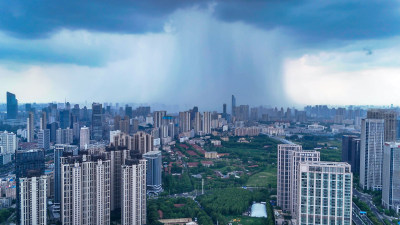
[1,1,400,108]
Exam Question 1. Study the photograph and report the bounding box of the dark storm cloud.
[0,0,204,38]
[213,0,400,43]
[1,0,400,42]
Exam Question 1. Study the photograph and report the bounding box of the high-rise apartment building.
[277,144,302,212]
[19,173,47,225]
[27,112,34,142]
[37,129,50,150]
[61,154,111,225]
[54,144,78,206]
[56,128,73,145]
[179,111,191,133]
[106,148,131,211]
[80,126,90,150]
[143,150,162,194]
[153,111,166,128]
[290,150,320,217]
[235,105,249,121]
[0,131,17,155]
[203,112,212,134]
[121,155,147,225]
[296,161,352,225]
[119,116,130,134]
[367,109,397,142]
[382,142,400,212]
[15,149,45,225]
[193,112,202,135]
[277,144,320,214]
[360,118,385,190]
[91,103,103,141]
[6,92,18,119]
[133,131,154,154]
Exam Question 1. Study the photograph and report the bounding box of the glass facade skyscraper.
[6,92,18,119]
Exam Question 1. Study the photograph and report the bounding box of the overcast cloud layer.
[1,0,400,108]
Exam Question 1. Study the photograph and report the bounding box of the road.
[352,202,374,225]
[353,188,395,224]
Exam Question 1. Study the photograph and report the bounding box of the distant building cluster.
[3,91,400,224]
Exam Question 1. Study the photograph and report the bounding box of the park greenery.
[0,208,14,223]
[288,134,342,161]
[155,133,361,225]
[196,188,275,225]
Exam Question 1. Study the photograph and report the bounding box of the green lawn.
[246,169,277,188]
[226,216,268,225]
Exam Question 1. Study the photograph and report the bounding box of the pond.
[250,203,267,218]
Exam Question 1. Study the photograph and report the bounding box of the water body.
[250,203,268,218]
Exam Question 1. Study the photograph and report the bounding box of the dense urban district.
[0,93,400,225]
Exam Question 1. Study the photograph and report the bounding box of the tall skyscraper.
[19,173,48,225]
[203,111,212,134]
[54,144,78,206]
[277,144,320,214]
[121,155,147,225]
[61,154,111,225]
[47,122,59,143]
[59,109,71,129]
[231,95,236,116]
[80,126,90,150]
[37,129,50,150]
[296,161,352,225]
[382,142,400,212]
[341,135,356,164]
[341,135,361,175]
[367,109,397,142]
[15,149,45,225]
[143,151,162,194]
[350,138,361,175]
[360,118,385,190]
[125,105,133,118]
[40,111,47,130]
[27,112,34,142]
[91,103,103,141]
[6,92,18,119]
[222,103,227,119]
[153,111,166,128]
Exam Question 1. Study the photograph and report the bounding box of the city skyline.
[1,1,400,107]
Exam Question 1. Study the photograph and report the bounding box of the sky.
[1,0,400,109]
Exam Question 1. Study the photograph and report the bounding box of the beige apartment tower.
[61,155,111,225]
[121,158,147,225]
[19,175,47,225]
[277,144,320,213]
